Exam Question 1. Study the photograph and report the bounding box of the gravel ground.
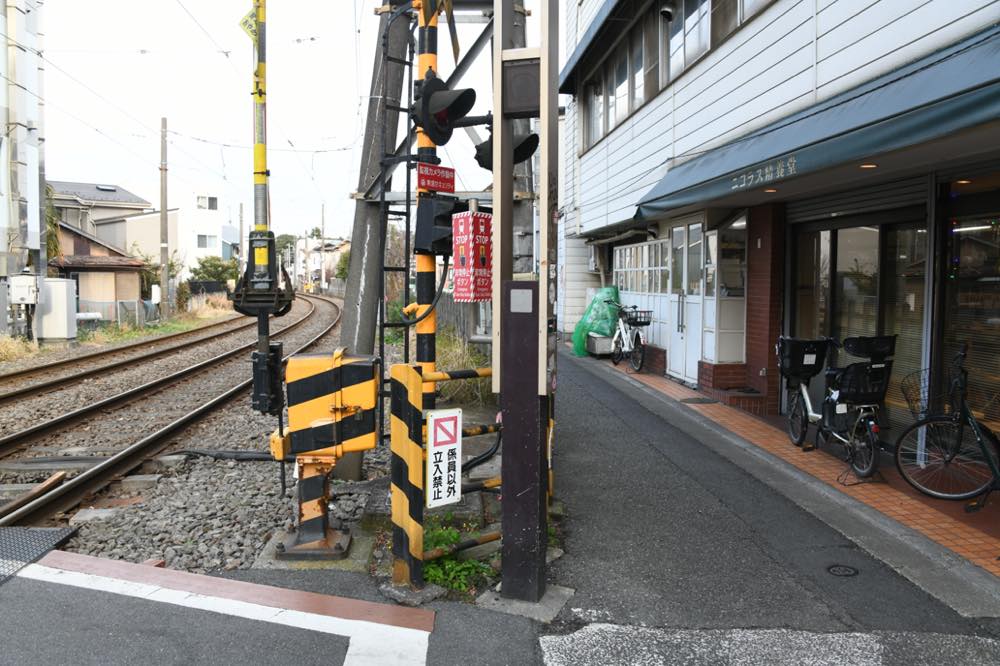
[60,295,375,573]
[0,310,297,433]
[64,456,292,573]
[0,296,337,480]
[0,313,243,376]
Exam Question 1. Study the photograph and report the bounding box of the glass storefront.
[793,217,927,434]
[940,173,1000,426]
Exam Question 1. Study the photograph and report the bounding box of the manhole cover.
[827,564,859,577]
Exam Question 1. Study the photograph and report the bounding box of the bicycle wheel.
[849,416,879,478]
[629,334,645,372]
[611,336,623,365]
[787,390,808,446]
[895,416,998,500]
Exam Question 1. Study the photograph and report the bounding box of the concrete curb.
[569,352,1000,618]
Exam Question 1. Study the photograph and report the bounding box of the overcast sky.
[42,1,546,241]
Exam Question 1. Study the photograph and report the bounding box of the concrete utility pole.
[320,203,326,292]
[341,8,410,356]
[160,117,169,319]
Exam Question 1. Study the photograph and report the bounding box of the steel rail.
[0,298,316,457]
[0,316,268,405]
[0,294,342,526]
[0,314,253,385]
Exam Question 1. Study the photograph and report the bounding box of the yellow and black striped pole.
[390,363,426,586]
[252,0,269,242]
[415,0,439,411]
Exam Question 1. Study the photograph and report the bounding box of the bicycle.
[777,335,896,478]
[605,299,650,373]
[895,343,1000,512]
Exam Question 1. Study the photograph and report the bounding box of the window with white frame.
[197,195,218,210]
[614,239,671,294]
[581,0,773,152]
[197,234,217,249]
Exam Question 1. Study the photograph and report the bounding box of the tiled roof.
[49,255,144,270]
[49,180,151,207]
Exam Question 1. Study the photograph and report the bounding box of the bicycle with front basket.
[895,343,1000,512]
[605,299,650,372]
[777,335,896,477]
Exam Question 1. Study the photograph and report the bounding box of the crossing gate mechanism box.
[452,211,492,303]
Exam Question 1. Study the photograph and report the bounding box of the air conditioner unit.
[587,245,600,273]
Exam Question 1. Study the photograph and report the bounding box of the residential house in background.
[558,0,1000,433]
[49,221,143,321]
[291,236,350,289]
[175,193,239,280]
[49,181,151,235]
[94,209,180,269]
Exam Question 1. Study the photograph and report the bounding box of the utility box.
[37,278,77,342]
[8,274,40,305]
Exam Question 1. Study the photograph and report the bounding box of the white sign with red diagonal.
[426,408,462,509]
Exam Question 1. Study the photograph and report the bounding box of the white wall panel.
[566,0,998,235]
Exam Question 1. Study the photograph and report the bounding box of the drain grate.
[680,397,718,404]
[827,564,859,577]
[0,526,76,587]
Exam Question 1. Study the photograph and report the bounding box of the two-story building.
[558,0,1000,433]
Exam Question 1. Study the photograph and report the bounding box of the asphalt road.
[5,349,1000,665]
[544,350,1000,663]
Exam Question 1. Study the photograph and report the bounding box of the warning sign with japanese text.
[426,408,462,509]
[417,163,455,193]
[452,211,492,303]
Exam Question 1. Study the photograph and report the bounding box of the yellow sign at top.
[240,9,257,44]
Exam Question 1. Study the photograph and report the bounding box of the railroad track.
[0,294,342,526]
[0,314,258,405]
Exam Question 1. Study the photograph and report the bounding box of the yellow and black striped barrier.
[390,363,426,586]
[272,348,379,559]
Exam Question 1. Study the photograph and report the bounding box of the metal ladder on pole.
[377,5,417,443]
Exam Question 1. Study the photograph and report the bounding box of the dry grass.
[436,327,494,406]
[189,294,234,319]
[0,335,36,362]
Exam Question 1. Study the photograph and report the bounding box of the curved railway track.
[0,294,342,526]
[0,313,259,405]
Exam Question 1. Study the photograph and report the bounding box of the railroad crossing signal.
[415,192,468,256]
[473,131,539,171]
[412,72,476,146]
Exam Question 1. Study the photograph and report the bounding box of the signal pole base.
[274,528,352,561]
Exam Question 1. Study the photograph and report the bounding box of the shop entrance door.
[667,223,704,383]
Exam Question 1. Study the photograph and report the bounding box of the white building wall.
[566,0,1000,234]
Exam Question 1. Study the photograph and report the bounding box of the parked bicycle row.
[778,335,1000,512]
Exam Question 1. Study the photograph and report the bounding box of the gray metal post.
[159,117,169,319]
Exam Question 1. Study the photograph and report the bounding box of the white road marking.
[19,563,429,666]
[540,623,1000,666]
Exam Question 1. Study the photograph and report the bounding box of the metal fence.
[435,292,491,342]
[77,299,160,327]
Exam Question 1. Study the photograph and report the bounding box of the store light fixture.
[859,163,878,169]
[763,188,777,193]
[731,220,747,229]
[952,225,992,233]
[956,179,972,185]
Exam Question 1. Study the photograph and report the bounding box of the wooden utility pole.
[159,117,169,319]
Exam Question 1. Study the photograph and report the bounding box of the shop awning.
[636,25,1000,220]
[559,0,621,95]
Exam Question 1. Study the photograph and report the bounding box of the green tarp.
[571,286,620,357]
